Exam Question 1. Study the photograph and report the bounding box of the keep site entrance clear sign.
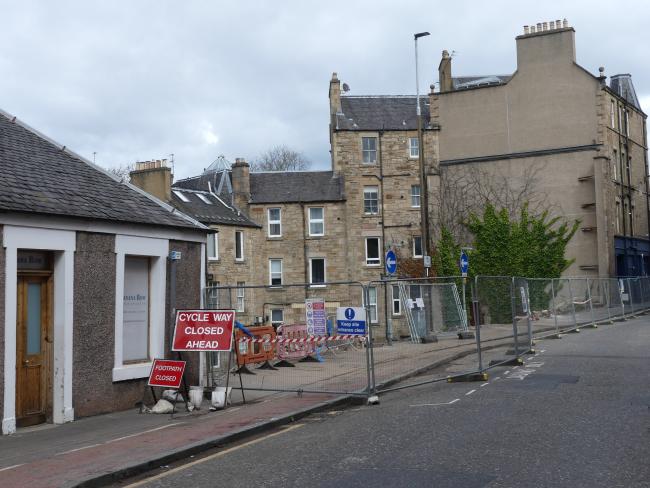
[172,310,235,351]
[148,359,186,388]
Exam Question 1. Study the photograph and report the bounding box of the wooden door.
[16,275,52,427]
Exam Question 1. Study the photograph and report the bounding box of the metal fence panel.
[202,281,372,399]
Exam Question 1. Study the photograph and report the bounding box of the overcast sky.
[1,1,649,179]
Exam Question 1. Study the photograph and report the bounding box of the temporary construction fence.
[200,275,650,402]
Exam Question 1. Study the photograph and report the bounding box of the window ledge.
[208,258,220,262]
[113,362,152,382]
[310,284,327,288]
[366,263,381,267]
[235,260,247,264]
[267,236,283,240]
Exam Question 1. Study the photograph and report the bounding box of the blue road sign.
[460,251,469,276]
[385,249,397,275]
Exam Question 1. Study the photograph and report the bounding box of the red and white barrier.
[239,334,363,344]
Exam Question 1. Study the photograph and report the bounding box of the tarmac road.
[119,317,650,488]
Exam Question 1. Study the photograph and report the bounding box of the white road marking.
[56,443,102,456]
[480,383,489,387]
[105,423,183,444]
[465,389,476,396]
[0,464,24,472]
[504,370,510,374]
[493,377,501,381]
[540,349,546,353]
[124,424,305,487]
[410,398,460,408]
[527,362,545,368]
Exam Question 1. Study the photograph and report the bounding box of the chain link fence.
[197,275,650,404]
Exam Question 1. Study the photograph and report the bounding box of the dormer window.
[196,193,212,204]
[172,190,189,202]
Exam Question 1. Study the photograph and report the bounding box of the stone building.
[431,19,649,277]
[0,110,207,433]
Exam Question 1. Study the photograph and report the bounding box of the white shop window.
[113,235,167,382]
[122,256,151,363]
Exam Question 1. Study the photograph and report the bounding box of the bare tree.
[250,145,311,172]
[432,162,552,244]
[104,163,135,182]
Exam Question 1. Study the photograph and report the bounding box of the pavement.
[0,309,636,488]
[120,315,650,488]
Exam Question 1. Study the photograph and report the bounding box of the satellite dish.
[342,83,350,92]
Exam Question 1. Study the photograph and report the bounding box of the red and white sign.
[172,309,235,351]
[147,359,186,388]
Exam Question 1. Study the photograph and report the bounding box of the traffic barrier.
[235,326,277,373]
[275,324,316,362]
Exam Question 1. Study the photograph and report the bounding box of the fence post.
[524,280,533,351]
[510,277,520,356]
[550,279,560,336]
[567,278,578,330]
[604,279,612,324]
[472,279,483,373]
[627,278,634,316]
[362,284,377,397]
[585,277,596,327]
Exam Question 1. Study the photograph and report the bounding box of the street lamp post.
[414,31,431,277]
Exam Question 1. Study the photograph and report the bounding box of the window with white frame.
[310,258,326,286]
[616,200,621,233]
[413,236,423,258]
[411,185,421,208]
[612,149,618,180]
[235,231,244,261]
[365,237,381,266]
[172,190,190,202]
[610,100,616,128]
[268,208,282,237]
[364,286,378,323]
[236,282,245,312]
[196,193,213,204]
[271,309,284,327]
[269,259,283,286]
[363,186,379,215]
[362,137,377,164]
[392,284,401,315]
[207,280,220,309]
[122,256,151,362]
[309,207,324,236]
[625,110,630,137]
[409,137,419,158]
[207,232,218,260]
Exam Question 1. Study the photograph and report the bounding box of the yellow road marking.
[124,423,305,487]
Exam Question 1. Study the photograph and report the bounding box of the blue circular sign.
[385,250,397,274]
[460,251,469,274]
[344,308,355,320]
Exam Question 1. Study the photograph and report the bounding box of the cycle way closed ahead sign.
[336,307,367,335]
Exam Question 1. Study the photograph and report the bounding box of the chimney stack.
[516,18,576,68]
[129,158,172,202]
[231,157,251,212]
[329,72,342,116]
[438,50,453,92]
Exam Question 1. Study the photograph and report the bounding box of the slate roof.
[250,171,344,204]
[0,110,205,231]
[170,187,259,228]
[452,75,512,90]
[336,96,435,131]
[610,74,641,111]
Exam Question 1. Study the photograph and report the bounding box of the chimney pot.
[530,25,536,33]
[537,23,542,31]
[556,19,561,29]
[331,72,338,81]
[524,25,529,34]
[549,21,555,29]
[562,18,568,28]
[543,22,548,31]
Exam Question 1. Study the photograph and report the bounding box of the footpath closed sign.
[148,359,186,388]
[336,307,367,335]
[172,310,235,351]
